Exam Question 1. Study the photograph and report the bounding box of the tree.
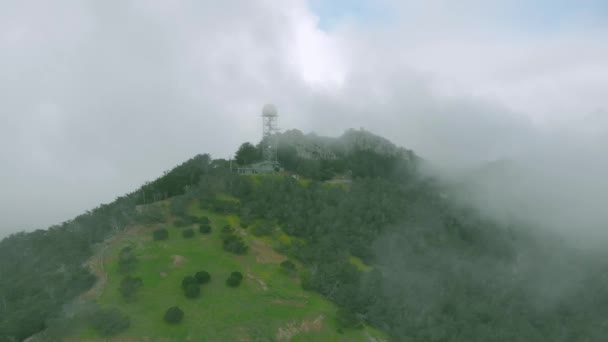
[182,228,195,238]
[163,306,184,324]
[153,228,168,241]
[195,271,211,284]
[184,284,200,298]
[235,142,261,165]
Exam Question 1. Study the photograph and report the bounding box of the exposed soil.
[170,254,187,268]
[250,238,286,264]
[275,315,325,341]
[246,270,269,291]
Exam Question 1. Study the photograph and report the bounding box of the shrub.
[240,215,252,228]
[119,276,143,300]
[118,246,138,274]
[164,306,184,324]
[174,218,188,227]
[182,276,197,289]
[89,308,131,336]
[184,283,200,298]
[198,216,210,225]
[195,271,211,284]
[220,225,248,254]
[223,235,248,254]
[280,260,296,274]
[226,277,241,287]
[199,224,212,234]
[182,228,195,238]
[220,225,234,239]
[335,308,363,330]
[226,271,244,287]
[251,224,274,237]
[153,228,168,241]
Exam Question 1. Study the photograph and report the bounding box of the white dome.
[262,103,278,117]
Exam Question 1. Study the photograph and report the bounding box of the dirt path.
[246,268,269,291]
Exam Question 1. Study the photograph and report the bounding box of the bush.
[164,306,184,324]
[184,283,200,298]
[153,228,168,241]
[280,260,296,274]
[89,308,131,336]
[182,228,195,238]
[220,226,248,254]
[226,271,243,287]
[118,246,138,274]
[240,215,252,228]
[195,271,211,284]
[223,235,248,254]
[198,216,210,225]
[174,218,188,227]
[199,224,212,234]
[119,276,143,300]
[182,275,197,289]
[220,225,234,239]
[335,308,363,330]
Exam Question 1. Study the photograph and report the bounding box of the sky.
[0,0,607,238]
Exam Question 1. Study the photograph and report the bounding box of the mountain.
[2,129,608,341]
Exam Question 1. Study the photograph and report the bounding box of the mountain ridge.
[2,129,608,341]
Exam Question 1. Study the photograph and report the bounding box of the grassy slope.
[81,199,386,341]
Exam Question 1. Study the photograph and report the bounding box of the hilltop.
[2,129,608,341]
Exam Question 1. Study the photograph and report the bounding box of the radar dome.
[262,103,278,117]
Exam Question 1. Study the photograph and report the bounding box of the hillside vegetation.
[62,197,383,341]
[2,129,608,341]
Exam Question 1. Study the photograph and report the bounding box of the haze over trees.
[1,130,608,341]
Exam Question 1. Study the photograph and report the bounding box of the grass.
[81,199,386,341]
[215,193,240,203]
[349,256,373,272]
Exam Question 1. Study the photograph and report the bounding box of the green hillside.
[4,130,608,342]
[71,198,385,341]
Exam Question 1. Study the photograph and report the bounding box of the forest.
[1,130,608,341]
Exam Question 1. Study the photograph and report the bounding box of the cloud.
[0,0,606,239]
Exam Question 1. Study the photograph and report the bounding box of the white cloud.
[0,0,606,239]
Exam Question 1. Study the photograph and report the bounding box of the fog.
[1,0,607,239]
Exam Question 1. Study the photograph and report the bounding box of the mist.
[1,0,607,241]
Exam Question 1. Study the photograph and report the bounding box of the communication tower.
[261,103,279,163]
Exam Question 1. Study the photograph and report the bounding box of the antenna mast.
[261,104,279,163]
